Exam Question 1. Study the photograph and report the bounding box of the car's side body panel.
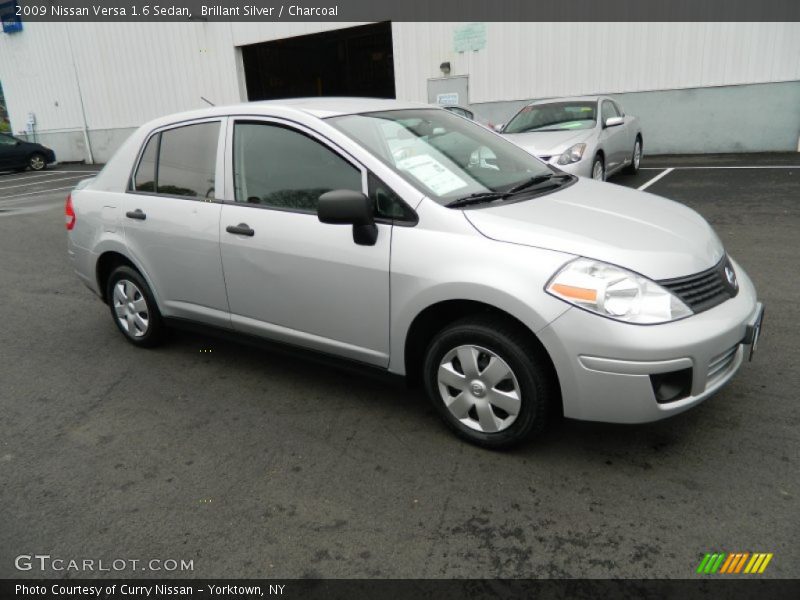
[386,201,574,375]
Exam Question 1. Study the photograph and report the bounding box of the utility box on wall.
[427,75,469,108]
[0,2,22,34]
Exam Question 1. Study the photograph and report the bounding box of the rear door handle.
[125,209,146,220]
[226,223,255,237]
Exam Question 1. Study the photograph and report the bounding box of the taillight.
[65,194,76,230]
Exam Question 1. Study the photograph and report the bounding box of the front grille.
[537,155,553,163]
[707,345,739,385]
[658,256,738,314]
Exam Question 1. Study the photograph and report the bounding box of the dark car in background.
[0,133,56,172]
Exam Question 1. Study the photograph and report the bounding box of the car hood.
[463,178,725,280]
[503,128,594,157]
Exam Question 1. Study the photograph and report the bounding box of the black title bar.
[5,0,800,22]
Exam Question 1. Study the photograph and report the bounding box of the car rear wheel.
[29,152,47,171]
[625,137,643,174]
[592,155,605,181]
[106,265,164,347]
[423,316,554,448]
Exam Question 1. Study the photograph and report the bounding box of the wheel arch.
[403,299,561,407]
[95,250,159,308]
[594,148,605,163]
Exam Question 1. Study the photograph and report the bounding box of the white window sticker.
[396,154,468,196]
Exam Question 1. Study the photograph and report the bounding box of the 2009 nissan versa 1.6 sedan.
[66,98,764,448]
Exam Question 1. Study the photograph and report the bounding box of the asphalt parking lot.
[1,155,798,579]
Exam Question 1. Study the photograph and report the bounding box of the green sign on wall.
[454,23,486,53]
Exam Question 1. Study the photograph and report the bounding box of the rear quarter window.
[133,134,158,192]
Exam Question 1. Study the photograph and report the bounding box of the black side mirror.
[318,189,378,246]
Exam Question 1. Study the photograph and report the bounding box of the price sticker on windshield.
[397,155,468,196]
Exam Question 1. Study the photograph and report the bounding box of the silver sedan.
[67,99,761,448]
[499,96,643,181]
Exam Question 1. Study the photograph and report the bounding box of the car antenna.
[200,96,215,107]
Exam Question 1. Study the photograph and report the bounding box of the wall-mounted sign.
[436,93,459,106]
[454,23,486,53]
[0,1,22,34]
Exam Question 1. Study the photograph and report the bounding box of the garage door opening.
[241,22,395,101]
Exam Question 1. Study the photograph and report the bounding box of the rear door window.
[131,121,219,199]
[157,122,219,198]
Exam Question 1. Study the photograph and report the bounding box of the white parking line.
[0,185,76,202]
[0,171,70,183]
[0,174,94,192]
[637,168,675,191]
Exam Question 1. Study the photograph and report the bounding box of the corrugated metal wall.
[1,21,798,158]
[0,22,244,134]
[0,21,373,136]
[392,22,800,103]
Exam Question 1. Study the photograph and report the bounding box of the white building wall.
[0,22,242,133]
[392,22,800,103]
[0,21,372,160]
[1,21,799,160]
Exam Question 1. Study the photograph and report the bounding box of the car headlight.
[546,258,693,324]
[557,143,587,165]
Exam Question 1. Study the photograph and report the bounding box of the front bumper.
[537,259,761,423]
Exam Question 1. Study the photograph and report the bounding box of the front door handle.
[125,209,146,220]
[226,223,255,237]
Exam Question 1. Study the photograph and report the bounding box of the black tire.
[106,265,164,348]
[625,136,643,174]
[591,154,605,181]
[422,315,556,449]
[28,152,47,171]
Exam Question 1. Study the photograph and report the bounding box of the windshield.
[504,101,598,134]
[329,109,554,205]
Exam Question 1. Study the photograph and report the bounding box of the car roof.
[143,97,433,128]
[527,96,604,105]
[255,97,430,117]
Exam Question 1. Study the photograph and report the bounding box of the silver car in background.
[66,98,762,448]
[499,96,643,181]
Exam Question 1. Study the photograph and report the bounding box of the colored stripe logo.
[696,552,773,574]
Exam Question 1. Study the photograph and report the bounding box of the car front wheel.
[106,265,164,347]
[29,152,47,171]
[626,137,643,174]
[423,316,555,448]
[591,155,605,181]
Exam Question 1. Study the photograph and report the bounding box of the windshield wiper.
[445,191,510,208]
[505,174,554,195]
[506,173,573,195]
[446,174,572,209]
